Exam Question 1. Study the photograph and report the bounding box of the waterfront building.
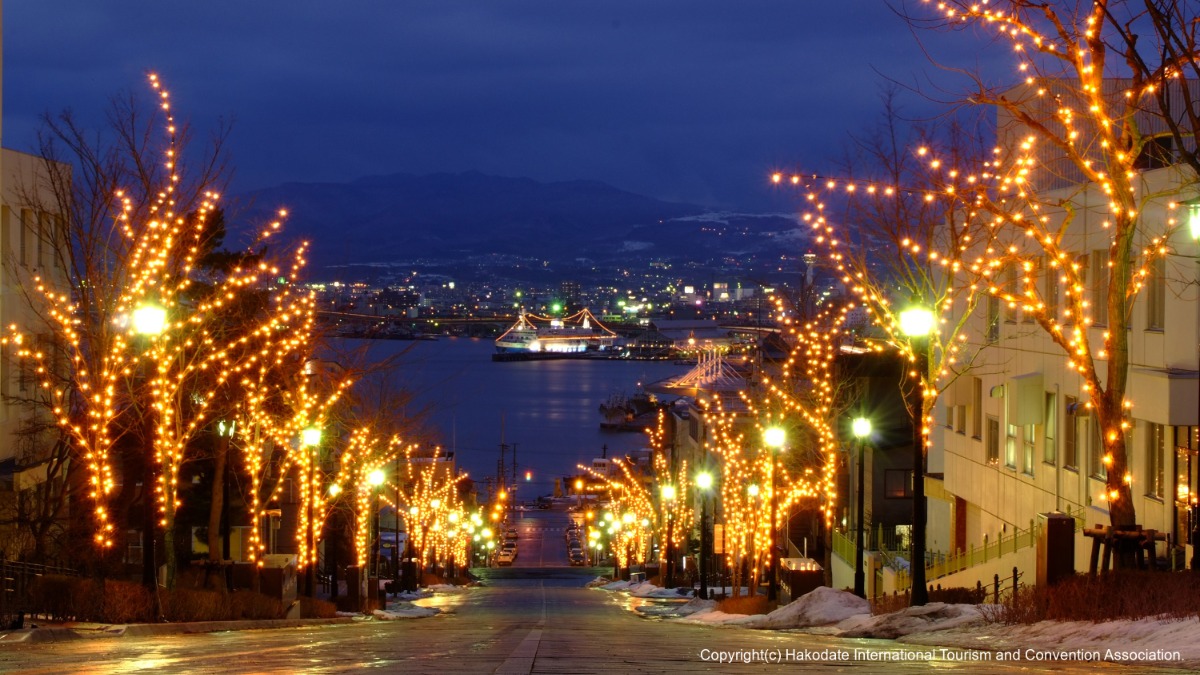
[0,147,72,560]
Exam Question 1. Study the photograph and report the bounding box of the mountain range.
[228,171,805,273]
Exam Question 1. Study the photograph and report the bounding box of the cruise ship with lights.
[493,309,619,360]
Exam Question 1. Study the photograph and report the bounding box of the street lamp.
[133,303,166,591]
[368,468,385,584]
[301,426,324,597]
[851,417,872,599]
[661,484,677,588]
[575,478,585,511]
[763,427,786,602]
[132,303,168,336]
[900,298,934,606]
[696,471,713,600]
[1189,196,1200,572]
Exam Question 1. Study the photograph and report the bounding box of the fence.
[0,559,80,629]
[836,507,1085,592]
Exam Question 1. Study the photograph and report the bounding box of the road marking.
[492,585,547,675]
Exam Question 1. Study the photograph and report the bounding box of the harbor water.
[338,336,685,499]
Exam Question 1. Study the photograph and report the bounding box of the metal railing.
[0,559,80,628]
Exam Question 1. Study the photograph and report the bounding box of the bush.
[716,594,769,616]
[982,571,1200,624]
[230,590,284,620]
[161,588,231,622]
[31,575,82,621]
[99,580,154,623]
[298,596,337,619]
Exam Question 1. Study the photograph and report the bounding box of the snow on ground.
[373,601,440,620]
[899,615,1200,664]
[741,586,870,630]
[597,581,1200,666]
[834,602,982,639]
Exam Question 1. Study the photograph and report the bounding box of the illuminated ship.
[494,309,618,355]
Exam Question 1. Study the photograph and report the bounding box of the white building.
[930,139,1200,582]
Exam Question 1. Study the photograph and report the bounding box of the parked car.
[497,549,515,566]
[569,551,586,566]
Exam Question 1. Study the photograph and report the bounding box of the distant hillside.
[227,171,803,270]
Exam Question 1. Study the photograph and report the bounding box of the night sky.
[4,2,1009,209]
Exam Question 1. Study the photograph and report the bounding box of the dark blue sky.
[3,2,1007,209]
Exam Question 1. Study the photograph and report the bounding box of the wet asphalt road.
[0,508,1179,674]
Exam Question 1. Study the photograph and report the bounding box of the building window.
[1146,422,1164,499]
[987,416,1000,465]
[944,402,953,429]
[1005,266,1019,324]
[1091,249,1109,327]
[1146,256,1165,331]
[1045,255,1060,321]
[1089,417,1107,480]
[1022,258,1037,324]
[1023,424,1036,476]
[971,377,983,439]
[885,469,914,498]
[19,208,31,266]
[955,403,967,435]
[1063,396,1078,470]
[986,294,1000,343]
[1006,422,1017,469]
[1044,392,1057,465]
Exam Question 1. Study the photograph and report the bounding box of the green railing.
[834,506,1087,590]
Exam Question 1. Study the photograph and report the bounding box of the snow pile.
[680,609,761,627]
[373,601,440,620]
[836,602,983,639]
[584,577,612,588]
[742,587,870,630]
[636,597,716,619]
[902,615,1200,663]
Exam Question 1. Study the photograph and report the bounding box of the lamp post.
[1189,197,1200,572]
[133,303,166,591]
[575,478,584,511]
[851,417,872,598]
[900,300,935,606]
[696,471,713,600]
[763,427,786,602]
[301,426,323,597]
[368,468,385,586]
[661,484,677,588]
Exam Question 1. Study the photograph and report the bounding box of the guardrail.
[0,559,80,628]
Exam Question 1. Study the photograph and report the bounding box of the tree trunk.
[208,435,228,563]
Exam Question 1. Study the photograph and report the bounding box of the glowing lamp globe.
[852,417,872,439]
[132,304,167,335]
[696,472,713,490]
[367,468,385,486]
[763,427,786,449]
[899,305,935,337]
[300,426,322,447]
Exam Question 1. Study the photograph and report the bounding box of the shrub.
[716,594,769,616]
[230,590,284,620]
[162,588,232,622]
[981,571,1200,624]
[298,596,337,619]
[99,580,154,623]
[31,575,80,621]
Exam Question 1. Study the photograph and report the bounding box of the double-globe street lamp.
[899,300,935,606]
[661,484,677,588]
[851,417,872,599]
[300,425,323,597]
[763,427,787,603]
[133,303,167,590]
[695,471,714,600]
[1188,198,1200,572]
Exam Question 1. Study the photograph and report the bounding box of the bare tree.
[898,0,1200,539]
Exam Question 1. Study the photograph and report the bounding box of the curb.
[0,617,356,646]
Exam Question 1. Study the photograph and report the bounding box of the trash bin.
[1037,512,1075,586]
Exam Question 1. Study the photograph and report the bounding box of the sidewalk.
[0,616,356,645]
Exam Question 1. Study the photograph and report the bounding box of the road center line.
[493,584,547,675]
